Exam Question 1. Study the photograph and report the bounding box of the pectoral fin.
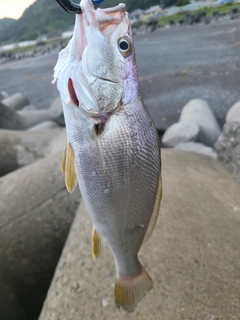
[92,227,103,259]
[62,142,77,193]
[61,145,67,174]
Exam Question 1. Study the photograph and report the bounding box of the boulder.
[214,121,240,184]
[162,121,199,147]
[174,142,218,159]
[39,149,240,320]
[2,93,30,110]
[0,152,81,320]
[179,99,221,146]
[0,128,66,176]
[226,101,240,123]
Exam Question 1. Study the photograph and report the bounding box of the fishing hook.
[55,0,106,14]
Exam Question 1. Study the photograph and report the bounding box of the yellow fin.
[114,267,153,312]
[92,227,103,259]
[61,145,67,174]
[143,174,162,243]
[65,142,77,193]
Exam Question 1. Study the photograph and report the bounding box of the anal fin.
[114,267,153,312]
[92,227,103,259]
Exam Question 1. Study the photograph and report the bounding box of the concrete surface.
[1,20,240,130]
[39,149,240,320]
[0,153,81,319]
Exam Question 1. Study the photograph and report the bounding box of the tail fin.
[114,267,153,312]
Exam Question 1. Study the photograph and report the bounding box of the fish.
[53,0,162,312]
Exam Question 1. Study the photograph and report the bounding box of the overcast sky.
[0,0,36,20]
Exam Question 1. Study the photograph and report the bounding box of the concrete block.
[162,121,199,147]
[0,128,66,176]
[215,121,240,183]
[27,121,60,131]
[180,99,221,146]
[2,93,30,110]
[0,101,25,130]
[49,97,65,126]
[226,101,240,123]
[0,90,8,101]
[0,153,81,319]
[174,142,218,159]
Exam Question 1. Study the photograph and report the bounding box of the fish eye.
[118,36,132,58]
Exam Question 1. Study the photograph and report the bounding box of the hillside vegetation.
[0,0,160,44]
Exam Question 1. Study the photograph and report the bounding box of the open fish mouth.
[72,1,126,64]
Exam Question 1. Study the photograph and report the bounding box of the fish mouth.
[71,0,126,61]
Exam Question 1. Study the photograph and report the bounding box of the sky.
[0,0,36,20]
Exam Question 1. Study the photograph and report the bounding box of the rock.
[39,149,240,320]
[49,97,65,126]
[27,120,60,131]
[0,128,66,176]
[179,99,221,146]
[214,121,240,184]
[203,17,211,24]
[162,121,199,147]
[2,93,30,110]
[174,142,218,159]
[0,90,8,100]
[212,11,219,19]
[0,153,81,319]
[226,101,240,123]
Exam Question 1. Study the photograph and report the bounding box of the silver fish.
[53,0,162,312]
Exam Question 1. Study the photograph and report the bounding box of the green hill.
[0,0,160,45]
[0,18,15,35]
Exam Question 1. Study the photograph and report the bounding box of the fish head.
[54,0,139,116]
